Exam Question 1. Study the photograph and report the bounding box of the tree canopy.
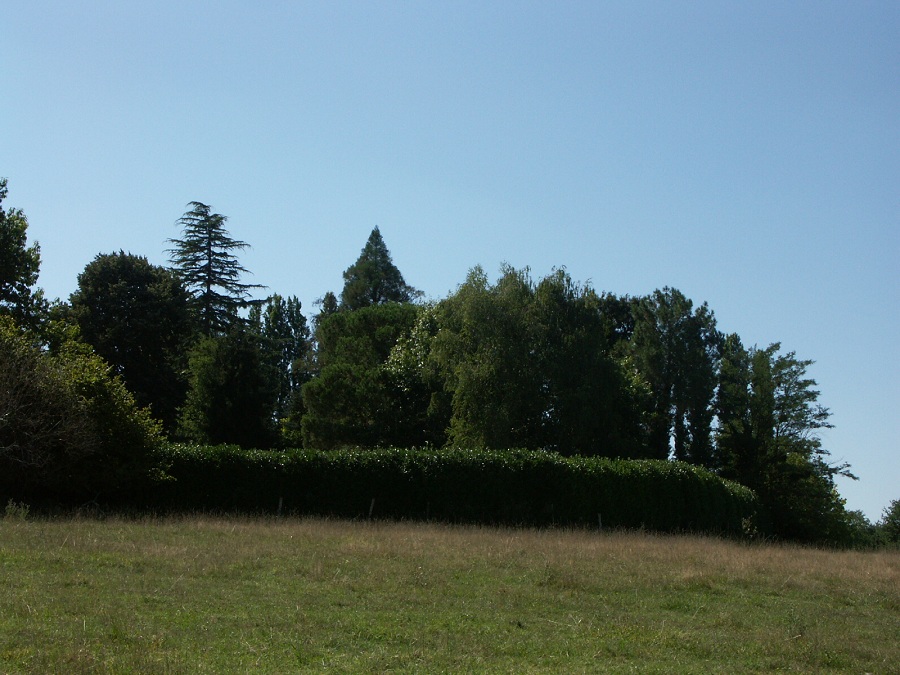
[249,294,311,432]
[0,317,162,503]
[629,287,721,463]
[340,227,421,310]
[301,302,422,449]
[715,337,852,541]
[387,266,646,455]
[0,180,875,544]
[178,326,279,449]
[167,202,262,336]
[69,251,195,431]
[0,178,47,329]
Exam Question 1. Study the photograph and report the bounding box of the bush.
[879,499,900,545]
[0,318,162,504]
[143,444,760,536]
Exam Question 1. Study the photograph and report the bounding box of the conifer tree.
[167,202,262,336]
[340,227,420,310]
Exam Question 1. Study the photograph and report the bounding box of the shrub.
[879,499,900,545]
[144,444,760,536]
[0,318,162,504]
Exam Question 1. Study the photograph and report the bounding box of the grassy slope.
[1,516,897,674]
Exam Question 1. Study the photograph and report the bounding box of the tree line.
[1,179,897,544]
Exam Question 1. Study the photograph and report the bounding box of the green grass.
[1,515,897,673]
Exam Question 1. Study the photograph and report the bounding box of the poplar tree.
[715,338,853,541]
[248,294,311,426]
[629,288,721,464]
[167,202,262,336]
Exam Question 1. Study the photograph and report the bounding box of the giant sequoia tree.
[340,227,420,310]
[167,202,262,336]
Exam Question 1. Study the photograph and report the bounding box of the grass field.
[1,514,897,673]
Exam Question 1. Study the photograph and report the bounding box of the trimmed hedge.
[140,445,760,536]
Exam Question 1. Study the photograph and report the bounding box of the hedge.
[137,445,761,536]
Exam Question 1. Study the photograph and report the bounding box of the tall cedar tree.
[0,178,47,329]
[340,227,421,310]
[167,202,262,336]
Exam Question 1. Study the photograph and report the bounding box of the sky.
[3,1,897,521]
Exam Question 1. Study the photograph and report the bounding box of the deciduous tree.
[301,302,421,449]
[878,499,900,544]
[418,266,645,455]
[0,178,47,328]
[249,294,311,434]
[715,338,854,542]
[178,326,278,448]
[69,251,195,432]
[0,317,162,503]
[629,288,721,464]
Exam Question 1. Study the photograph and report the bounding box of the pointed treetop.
[167,201,264,336]
[340,226,421,311]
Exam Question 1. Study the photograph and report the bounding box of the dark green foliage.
[167,202,263,336]
[400,266,645,455]
[877,499,900,545]
[428,266,542,448]
[248,294,311,435]
[531,270,646,456]
[0,181,860,544]
[316,291,339,321]
[715,338,853,543]
[69,251,195,432]
[0,178,47,329]
[301,303,424,449]
[178,326,279,449]
[838,510,881,549]
[596,292,638,347]
[629,287,721,464]
[0,318,162,504]
[340,227,420,310]
[144,444,760,536]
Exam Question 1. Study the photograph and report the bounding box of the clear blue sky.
[3,1,897,521]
